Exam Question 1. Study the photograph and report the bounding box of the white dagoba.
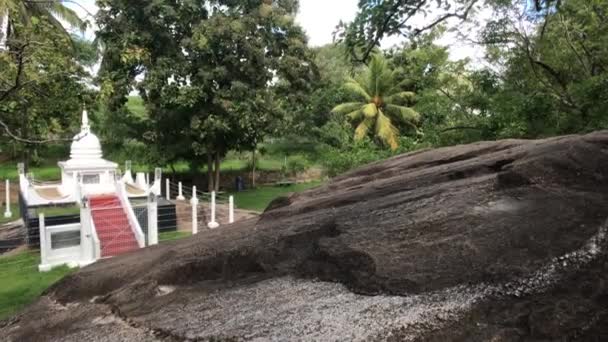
[58,110,118,196]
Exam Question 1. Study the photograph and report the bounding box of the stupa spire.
[81,108,90,133]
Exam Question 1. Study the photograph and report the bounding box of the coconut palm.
[331,54,420,150]
[0,0,86,43]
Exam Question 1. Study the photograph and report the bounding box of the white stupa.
[57,109,118,196]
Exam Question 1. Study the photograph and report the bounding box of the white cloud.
[295,0,359,47]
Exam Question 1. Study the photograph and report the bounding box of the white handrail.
[115,180,146,248]
[90,215,101,260]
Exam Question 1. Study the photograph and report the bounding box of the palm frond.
[384,91,416,105]
[354,117,374,141]
[366,54,394,97]
[331,102,364,115]
[375,109,399,150]
[384,104,420,124]
[346,109,363,121]
[48,2,87,32]
[361,103,377,119]
[343,79,371,102]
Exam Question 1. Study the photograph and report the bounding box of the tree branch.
[0,112,74,143]
[412,0,480,36]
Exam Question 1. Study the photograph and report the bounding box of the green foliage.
[332,54,420,150]
[286,155,310,175]
[231,181,322,212]
[97,0,316,190]
[0,16,94,167]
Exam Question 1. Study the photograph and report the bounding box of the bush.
[286,155,310,175]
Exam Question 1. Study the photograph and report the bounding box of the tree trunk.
[214,151,221,192]
[207,152,214,193]
[21,108,29,172]
[251,148,257,189]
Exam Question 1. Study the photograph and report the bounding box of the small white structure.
[4,179,11,218]
[58,110,118,197]
[207,191,219,229]
[16,109,161,272]
[19,110,161,207]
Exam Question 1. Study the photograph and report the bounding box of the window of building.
[82,174,100,184]
[51,231,80,249]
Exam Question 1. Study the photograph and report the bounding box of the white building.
[18,110,161,271]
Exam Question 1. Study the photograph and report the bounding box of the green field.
[232,181,322,212]
[159,230,191,242]
[0,204,20,225]
[0,156,286,182]
[0,251,73,320]
[0,164,59,182]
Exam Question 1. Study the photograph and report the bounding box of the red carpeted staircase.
[90,195,140,257]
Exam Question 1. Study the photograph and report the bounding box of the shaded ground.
[3,132,608,341]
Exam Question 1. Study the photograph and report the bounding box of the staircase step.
[91,194,140,258]
[101,244,139,257]
[92,217,130,226]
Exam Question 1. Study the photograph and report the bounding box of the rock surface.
[3,132,608,341]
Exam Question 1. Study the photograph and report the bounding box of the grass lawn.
[159,230,192,242]
[0,156,284,182]
[0,164,60,182]
[231,181,322,212]
[35,205,80,217]
[0,251,73,320]
[0,203,20,225]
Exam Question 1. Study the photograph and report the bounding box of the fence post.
[38,213,49,272]
[165,178,170,200]
[80,196,95,265]
[155,168,162,196]
[146,173,150,187]
[191,186,198,235]
[147,192,158,245]
[4,179,11,218]
[208,191,219,229]
[177,182,185,200]
[229,195,234,224]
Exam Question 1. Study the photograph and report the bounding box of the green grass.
[159,230,192,242]
[35,205,80,217]
[0,155,285,182]
[231,181,322,212]
[0,164,59,181]
[0,203,20,225]
[0,251,73,320]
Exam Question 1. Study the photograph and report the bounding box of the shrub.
[286,155,310,175]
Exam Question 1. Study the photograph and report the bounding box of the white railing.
[90,214,101,260]
[115,180,146,248]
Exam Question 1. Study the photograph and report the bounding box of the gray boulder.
[3,131,608,341]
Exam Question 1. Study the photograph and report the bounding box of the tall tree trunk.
[251,147,257,189]
[214,151,221,192]
[207,152,214,193]
[21,108,29,172]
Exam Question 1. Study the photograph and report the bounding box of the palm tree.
[0,0,86,44]
[331,54,420,150]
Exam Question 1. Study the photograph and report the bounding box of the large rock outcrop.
[3,132,608,341]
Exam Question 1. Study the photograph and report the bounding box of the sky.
[66,0,487,63]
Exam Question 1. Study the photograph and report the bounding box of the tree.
[1,0,86,43]
[97,0,315,191]
[471,0,608,137]
[337,0,482,62]
[331,54,420,150]
[0,18,95,167]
